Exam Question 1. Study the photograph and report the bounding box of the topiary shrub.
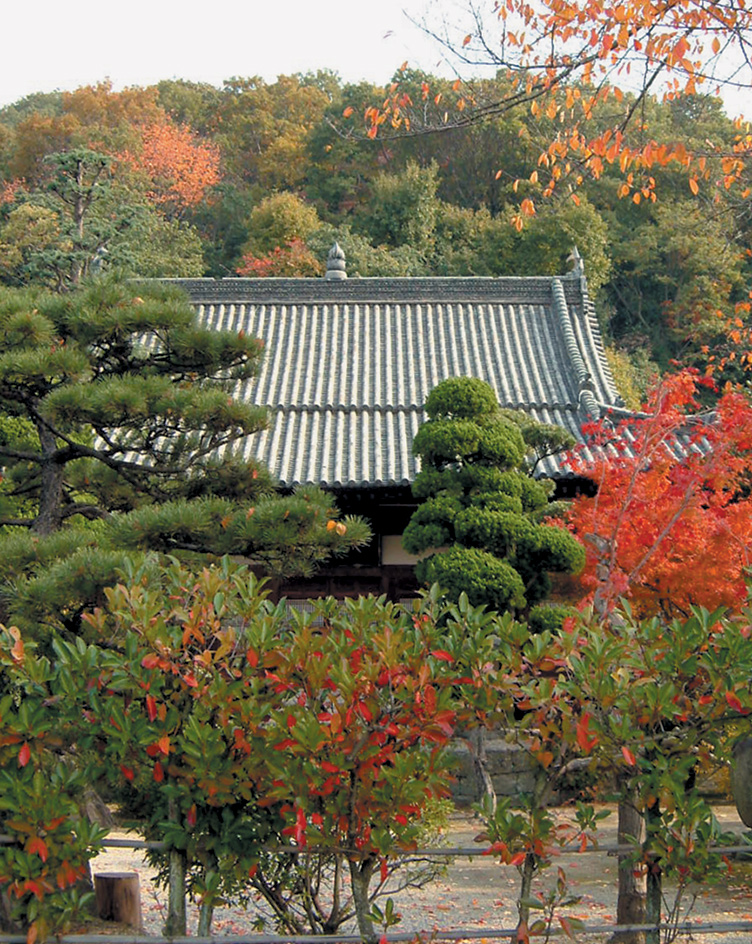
[404,377,583,615]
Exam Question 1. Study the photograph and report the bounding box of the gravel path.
[88,804,752,941]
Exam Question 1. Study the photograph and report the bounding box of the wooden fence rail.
[3,922,752,942]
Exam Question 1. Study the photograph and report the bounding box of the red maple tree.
[566,369,752,617]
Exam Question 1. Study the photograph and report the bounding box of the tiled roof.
[170,271,622,487]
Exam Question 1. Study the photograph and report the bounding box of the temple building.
[169,244,623,600]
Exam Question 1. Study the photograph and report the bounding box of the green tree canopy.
[241,191,322,257]
[0,149,206,288]
[355,161,441,255]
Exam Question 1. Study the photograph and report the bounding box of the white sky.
[0,0,456,108]
[1,0,748,118]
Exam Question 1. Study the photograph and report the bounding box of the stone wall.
[450,736,538,805]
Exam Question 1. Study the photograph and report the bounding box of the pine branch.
[0,445,42,463]
[60,503,111,522]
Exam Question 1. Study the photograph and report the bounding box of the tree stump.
[94,872,143,931]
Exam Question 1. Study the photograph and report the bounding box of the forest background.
[1,70,748,402]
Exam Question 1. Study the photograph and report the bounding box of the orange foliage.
[9,82,164,181]
[0,179,25,205]
[567,370,752,618]
[10,113,81,181]
[364,0,752,208]
[5,83,220,214]
[708,290,752,375]
[129,119,221,212]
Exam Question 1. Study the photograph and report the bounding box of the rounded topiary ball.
[417,546,526,612]
[425,377,499,420]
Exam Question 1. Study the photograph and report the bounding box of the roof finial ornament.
[567,246,584,278]
[325,242,347,280]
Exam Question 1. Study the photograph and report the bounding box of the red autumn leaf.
[27,837,48,863]
[248,863,258,878]
[568,372,752,619]
[24,880,44,901]
[295,807,307,847]
[725,691,744,713]
[153,761,164,783]
[18,743,31,767]
[157,735,170,756]
[56,860,78,889]
[145,694,157,721]
[357,701,373,722]
[187,804,197,827]
[510,852,527,866]
[576,713,598,753]
[622,746,637,766]
[380,857,388,883]
[141,654,161,669]
[246,648,259,668]
[120,764,135,782]
[431,649,454,662]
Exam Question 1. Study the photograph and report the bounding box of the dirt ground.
[88,804,752,942]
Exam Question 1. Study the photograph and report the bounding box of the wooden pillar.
[94,872,143,931]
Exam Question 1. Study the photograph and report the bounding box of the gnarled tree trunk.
[348,855,378,944]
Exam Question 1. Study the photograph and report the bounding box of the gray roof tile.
[170,273,621,487]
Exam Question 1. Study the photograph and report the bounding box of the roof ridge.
[551,278,601,418]
[166,276,583,306]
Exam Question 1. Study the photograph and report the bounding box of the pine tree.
[0,277,370,634]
